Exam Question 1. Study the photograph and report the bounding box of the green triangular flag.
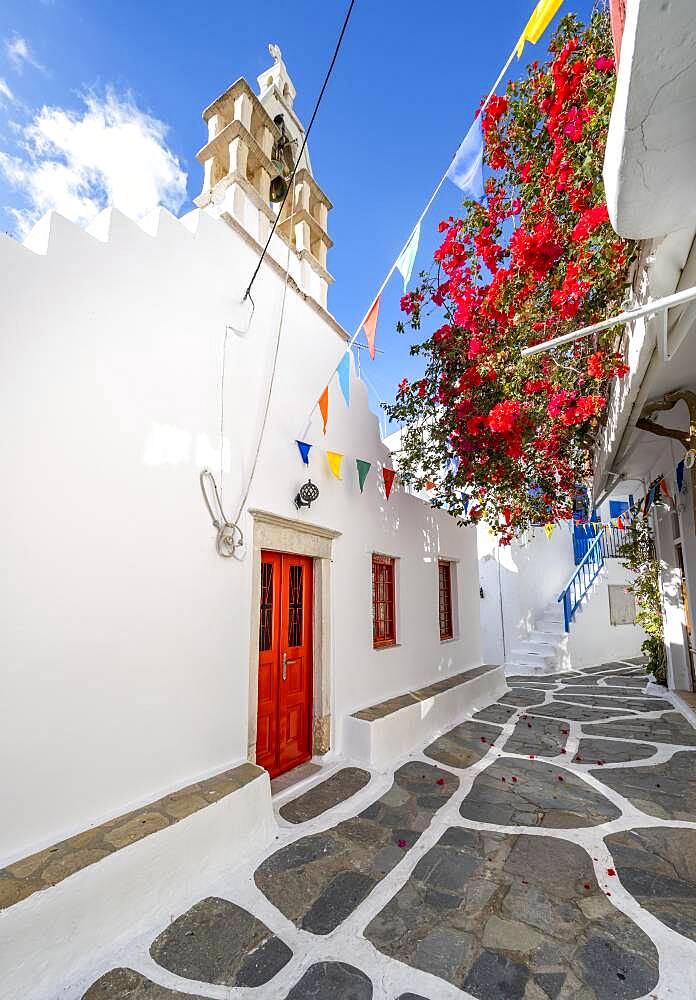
[356,459,371,494]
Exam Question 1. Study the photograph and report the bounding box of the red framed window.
[438,560,454,641]
[372,554,396,647]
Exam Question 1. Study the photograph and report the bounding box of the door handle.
[282,653,298,680]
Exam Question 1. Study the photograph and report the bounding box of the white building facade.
[597,0,696,695]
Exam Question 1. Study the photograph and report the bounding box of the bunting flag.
[425,480,436,490]
[677,460,686,493]
[356,459,371,493]
[319,386,329,434]
[516,0,564,58]
[449,454,461,475]
[446,118,484,199]
[337,353,351,407]
[617,516,625,529]
[660,478,673,504]
[383,467,396,500]
[544,523,555,539]
[363,297,380,361]
[296,440,312,466]
[326,451,343,480]
[395,223,421,292]
[461,492,470,513]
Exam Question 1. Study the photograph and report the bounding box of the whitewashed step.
[505,659,552,677]
[529,630,566,647]
[538,622,566,638]
[509,649,557,669]
[513,639,561,656]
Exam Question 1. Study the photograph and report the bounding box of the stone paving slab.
[459,758,621,828]
[364,828,658,999]
[254,762,457,935]
[560,685,647,697]
[503,715,569,758]
[581,662,637,674]
[591,751,696,821]
[508,680,559,689]
[0,762,262,911]
[575,738,657,764]
[279,768,371,824]
[424,720,502,769]
[528,702,638,723]
[556,694,672,713]
[473,703,517,724]
[150,897,292,987]
[605,827,696,944]
[604,676,650,688]
[82,968,202,999]
[285,962,373,999]
[497,689,547,707]
[584,711,696,746]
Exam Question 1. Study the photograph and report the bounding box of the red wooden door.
[257,551,313,777]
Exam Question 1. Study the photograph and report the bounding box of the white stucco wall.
[567,561,647,669]
[0,205,481,865]
[478,522,575,661]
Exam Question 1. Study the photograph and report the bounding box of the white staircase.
[505,603,569,676]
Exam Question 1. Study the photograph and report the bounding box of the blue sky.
[0,0,595,427]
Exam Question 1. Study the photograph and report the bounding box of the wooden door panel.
[256,551,313,778]
[278,555,313,774]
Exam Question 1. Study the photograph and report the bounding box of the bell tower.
[195,44,333,307]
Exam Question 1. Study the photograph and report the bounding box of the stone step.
[538,617,566,634]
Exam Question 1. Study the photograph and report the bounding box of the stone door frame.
[247,509,341,764]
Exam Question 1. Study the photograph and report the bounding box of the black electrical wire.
[243,0,357,301]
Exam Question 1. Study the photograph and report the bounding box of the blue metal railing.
[573,525,630,564]
[558,530,605,632]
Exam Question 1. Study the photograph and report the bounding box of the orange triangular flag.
[425,480,435,490]
[383,467,396,499]
[363,297,380,360]
[616,516,625,529]
[318,386,329,434]
[660,478,673,504]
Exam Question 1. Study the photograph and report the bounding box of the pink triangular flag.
[363,297,380,360]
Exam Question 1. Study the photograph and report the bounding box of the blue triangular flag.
[296,440,312,465]
[337,353,351,407]
[461,492,470,514]
[395,222,421,292]
[446,117,484,199]
[449,455,461,475]
[677,460,685,493]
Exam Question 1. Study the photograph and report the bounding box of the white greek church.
[0,46,503,998]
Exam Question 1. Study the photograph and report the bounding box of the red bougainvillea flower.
[398,839,407,849]
[571,203,609,241]
[436,777,445,786]
[595,55,615,71]
[488,400,523,433]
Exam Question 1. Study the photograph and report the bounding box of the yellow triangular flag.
[516,0,564,57]
[544,522,554,539]
[326,451,343,480]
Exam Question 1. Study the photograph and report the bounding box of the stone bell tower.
[195,44,333,307]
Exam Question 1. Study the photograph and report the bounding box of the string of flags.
[299,0,565,441]
[295,439,397,499]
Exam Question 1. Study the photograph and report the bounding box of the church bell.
[269,113,294,204]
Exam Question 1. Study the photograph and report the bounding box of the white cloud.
[5,35,44,74]
[0,89,188,235]
[0,78,15,103]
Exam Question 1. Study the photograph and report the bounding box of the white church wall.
[567,560,647,668]
[0,204,481,864]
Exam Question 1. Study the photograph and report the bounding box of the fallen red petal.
[607,868,616,876]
